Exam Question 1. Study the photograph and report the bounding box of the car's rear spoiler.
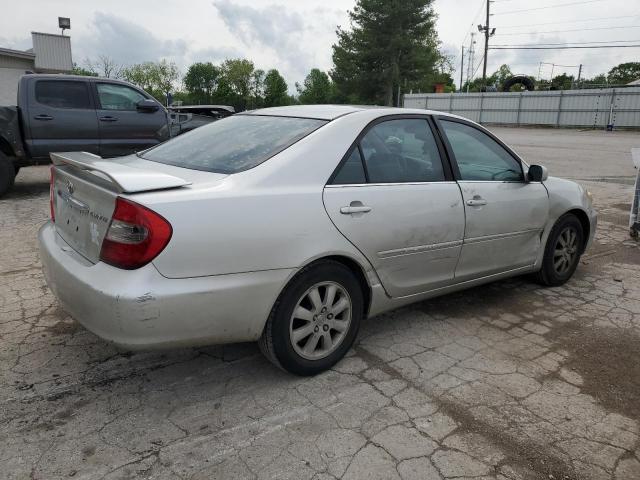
[50,152,191,194]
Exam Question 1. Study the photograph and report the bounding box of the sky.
[1,0,639,91]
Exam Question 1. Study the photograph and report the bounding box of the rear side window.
[35,80,91,109]
[97,83,147,111]
[361,119,445,183]
[333,148,367,184]
[141,115,327,174]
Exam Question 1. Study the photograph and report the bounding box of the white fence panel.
[404,87,640,128]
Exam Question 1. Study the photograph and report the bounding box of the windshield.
[141,114,327,174]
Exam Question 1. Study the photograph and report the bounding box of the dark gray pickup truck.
[0,74,170,196]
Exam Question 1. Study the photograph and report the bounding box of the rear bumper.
[38,222,292,349]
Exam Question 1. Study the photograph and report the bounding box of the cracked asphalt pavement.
[1,127,639,480]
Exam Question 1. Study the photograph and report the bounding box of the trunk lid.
[50,152,205,264]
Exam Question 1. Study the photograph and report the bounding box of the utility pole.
[482,0,490,82]
[576,64,583,88]
[477,1,496,86]
[460,46,465,91]
[467,33,476,93]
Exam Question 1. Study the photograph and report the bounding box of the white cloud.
[1,0,637,92]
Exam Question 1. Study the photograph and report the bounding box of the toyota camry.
[39,105,597,375]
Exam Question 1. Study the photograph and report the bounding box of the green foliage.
[551,73,575,90]
[220,59,256,110]
[297,69,335,104]
[462,64,514,92]
[263,69,290,107]
[331,0,443,106]
[122,60,179,105]
[71,63,98,77]
[183,62,220,104]
[607,62,640,85]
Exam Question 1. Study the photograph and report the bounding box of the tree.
[263,69,290,107]
[331,0,442,106]
[85,55,123,79]
[71,63,97,77]
[123,60,179,104]
[220,59,256,110]
[123,62,159,93]
[297,69,334,104]
[551,73,575,90]
[607,62,640,85]
[184,62,220,104]
[249,69,266,109]
[155,60,180,102]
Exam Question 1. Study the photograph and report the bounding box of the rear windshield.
[141,115,327,174]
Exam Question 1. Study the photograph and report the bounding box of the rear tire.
[259,260,363,376]
[0,154,16,197]
[534,214,584,286]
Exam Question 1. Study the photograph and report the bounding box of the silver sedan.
[39,105,597,375]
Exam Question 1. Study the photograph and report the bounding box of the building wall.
[31,32,73,73]
[0,68,27,105]
[404,88,640,128]
[0,57,34,105]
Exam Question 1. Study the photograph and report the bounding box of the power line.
[494,0,605,16]
[495,14,638,29]
[495,25,640,36]
[492,39,640,46]
[490,44,640,49]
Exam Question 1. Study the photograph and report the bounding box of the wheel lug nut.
[323,324,329,332]
[327,313,333,319]
[321,307,327,313]
[314,326,319,333]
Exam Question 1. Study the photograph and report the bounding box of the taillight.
[100,197,172,270]
[49,166,55,222]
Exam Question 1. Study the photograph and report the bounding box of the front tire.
[259,261,363,376]
[534,214,584,286]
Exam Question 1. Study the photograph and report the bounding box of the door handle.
[34,114,53,121]
[466,198,487,207]
[99,116,118,122]
[340,205,372,214]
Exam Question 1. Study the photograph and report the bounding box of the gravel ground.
[1,127,639,480]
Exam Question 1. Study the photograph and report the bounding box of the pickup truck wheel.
[0,154,16,197]
[534,214,584,287]
[259,260,363,376]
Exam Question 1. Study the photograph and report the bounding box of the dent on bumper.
[38,222,292,349]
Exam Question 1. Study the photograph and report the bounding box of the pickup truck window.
[35,80,91,109]
[97,83,147,111]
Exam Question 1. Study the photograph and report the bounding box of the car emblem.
[66,180,74,195]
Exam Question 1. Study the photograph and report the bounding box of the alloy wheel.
[289,281,352,361]
[553,226,579,275]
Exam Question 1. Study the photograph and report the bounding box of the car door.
[323,116,465,298]
[93,82,169,158]
[25,79,100,159]
[436,117,549,281]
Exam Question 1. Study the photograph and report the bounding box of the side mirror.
[136,99,160,113]
[528,164,548,182]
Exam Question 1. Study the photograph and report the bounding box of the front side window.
[97,83,147,111]
[35,80,91,109]
[359,119,445,183]
[141,115,327,174]
[440,120,523,182]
